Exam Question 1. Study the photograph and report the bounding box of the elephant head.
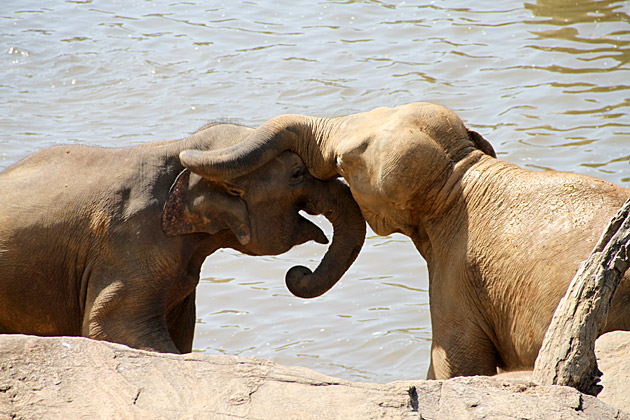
[175,103,496,240]
[176,105,495,183]
[162,124,366,298]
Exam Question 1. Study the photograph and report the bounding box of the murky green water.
[1,0,628,382]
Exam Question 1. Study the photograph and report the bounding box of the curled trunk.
[286,178,365,298]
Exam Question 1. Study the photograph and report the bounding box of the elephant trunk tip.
[285,265,324,299]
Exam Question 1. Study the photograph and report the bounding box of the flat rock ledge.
[1,333,629,420]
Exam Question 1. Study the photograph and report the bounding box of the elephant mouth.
[244,212,328,257]
[296,212,329,245]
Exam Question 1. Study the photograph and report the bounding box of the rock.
[491,330,630,414]
[596,330,630,414]
[0,334,628,420]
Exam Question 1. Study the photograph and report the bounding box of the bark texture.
[533,198,630,395]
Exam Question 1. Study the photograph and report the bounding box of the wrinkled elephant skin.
[183,102,630,379]
[0,123,365,353]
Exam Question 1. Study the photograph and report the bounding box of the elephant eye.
[223,183,244,197]
[290,166,305,184]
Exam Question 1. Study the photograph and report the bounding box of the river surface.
[1,0,629,383]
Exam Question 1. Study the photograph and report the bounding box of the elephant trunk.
[179,114,339,182]
[178,114,364,297]
[287,178,365,298]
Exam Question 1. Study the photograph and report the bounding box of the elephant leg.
[83,310,179,353]
[166,291,196,353]
[427,315,499,379]
[82,273,180,353]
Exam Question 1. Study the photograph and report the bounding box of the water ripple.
[2,0,629,384]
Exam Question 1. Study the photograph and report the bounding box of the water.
[1,0,628,383]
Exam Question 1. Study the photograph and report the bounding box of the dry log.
[532,197,630,396]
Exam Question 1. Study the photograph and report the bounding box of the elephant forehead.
[334,127,455,237]
[235,150,303,183]
[339,128,445,196]
[398,102,469,138]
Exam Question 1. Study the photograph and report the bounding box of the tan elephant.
[177,102,630,379]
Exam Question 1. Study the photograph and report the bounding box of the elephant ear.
[162,169,251,245]
[468,129,496,158]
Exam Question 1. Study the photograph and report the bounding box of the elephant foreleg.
[428,316,499,379]
[166,291,196,353]
[83,311,179,353]
[82,274,180,353]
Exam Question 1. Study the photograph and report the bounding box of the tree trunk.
[532,197,630,396]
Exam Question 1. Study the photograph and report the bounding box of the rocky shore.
[1,332,629,419]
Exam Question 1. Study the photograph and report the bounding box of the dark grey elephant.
[0,123,365,353]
